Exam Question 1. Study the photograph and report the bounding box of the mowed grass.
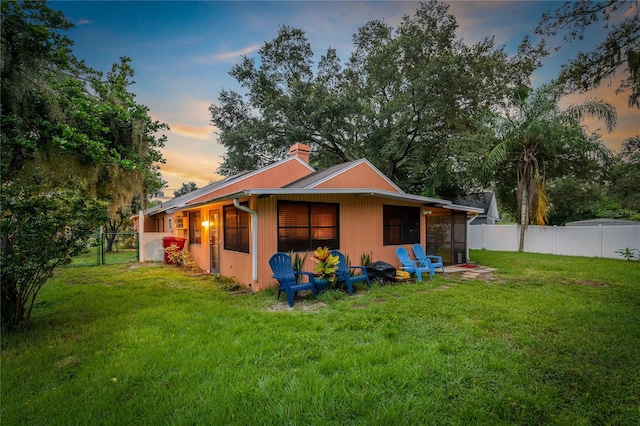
[2,251,639,425]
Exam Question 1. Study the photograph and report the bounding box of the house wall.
[142,193,459,290]
[486,197,500,225]
[253,194,448,291]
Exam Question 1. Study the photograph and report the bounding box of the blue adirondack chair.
[330,250,372,295]
[412,244,446,276]
[269,252,317,307]
[395,247,433,281]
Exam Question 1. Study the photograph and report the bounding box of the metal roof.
[181,187,484,214]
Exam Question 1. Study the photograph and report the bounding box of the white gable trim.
[306,158,404,193]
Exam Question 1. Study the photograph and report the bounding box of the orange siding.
[256,197,279,291]
[174,201,249,285]
[314,162,400,192]
[252,195,450,291]
[167,194,453,292]
[187,158,313,205]
[218,196,258,285]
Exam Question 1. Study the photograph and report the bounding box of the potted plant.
[312,246,339,290]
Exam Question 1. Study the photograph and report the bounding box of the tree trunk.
[1,275,22,329]
[518,186,528,252]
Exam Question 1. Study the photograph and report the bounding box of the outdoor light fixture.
[201,220,210,228]
[423,210,432,215]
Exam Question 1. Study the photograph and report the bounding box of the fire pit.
[366,260,397,281]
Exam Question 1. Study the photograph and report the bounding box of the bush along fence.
[68,232,139,266]
[468,224,640,260]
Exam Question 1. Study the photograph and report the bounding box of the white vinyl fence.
[469,224,640,259]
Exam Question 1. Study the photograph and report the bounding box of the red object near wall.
[162,236,186,264]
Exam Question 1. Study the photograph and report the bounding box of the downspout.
[233,199,258,282]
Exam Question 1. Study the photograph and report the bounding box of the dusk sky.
[51,1,639,199]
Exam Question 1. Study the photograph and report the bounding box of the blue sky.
[51,1,639,197]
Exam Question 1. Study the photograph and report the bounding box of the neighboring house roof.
[565,218,640,226]
[452,192,495,214]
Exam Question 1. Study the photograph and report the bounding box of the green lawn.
[2,251,639,425]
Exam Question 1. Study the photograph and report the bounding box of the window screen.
[383,205,419,245]
[223,204,250,253]
[277,201,339,252]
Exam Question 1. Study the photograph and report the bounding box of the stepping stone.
[461,272,480,279]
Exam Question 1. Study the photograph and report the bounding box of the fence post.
[598,224,603,258]
[481,223,486,249]
[139,210,145,262]
[553,225,558,255]
[99,225,105,265]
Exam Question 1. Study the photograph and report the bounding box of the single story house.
[452,192,500,225]
[135,144,483,290]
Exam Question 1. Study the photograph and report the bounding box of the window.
[383,205,419,245]
[278,201,339,252]
[189,211,201,244]
[224,203,250,253]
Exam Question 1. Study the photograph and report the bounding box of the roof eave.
[175,188,459,211]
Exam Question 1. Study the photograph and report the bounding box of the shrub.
[615,247,639,261]
[212,274,245,292]
[165,246,197,269]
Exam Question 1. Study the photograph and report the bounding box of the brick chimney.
[288,143,310,164]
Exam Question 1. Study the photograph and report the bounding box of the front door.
[209,209,220,273]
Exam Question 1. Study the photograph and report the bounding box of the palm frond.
[564,97,617,132]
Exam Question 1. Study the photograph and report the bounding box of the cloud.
[157,147,223,198]
[195,44,261,64]
[170,123,214,141]
[75,18,93,26]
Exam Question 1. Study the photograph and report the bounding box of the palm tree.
[484,84,616,252]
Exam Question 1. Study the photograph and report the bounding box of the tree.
[483,84,616,251]
[173,181,198,198]
[536,0,640,108]
[608,136,640,212]
[211,1,543,196]
[1,1,167,329]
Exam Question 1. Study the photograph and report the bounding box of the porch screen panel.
[278,201,338,252]
[452,212,467,264]
[426,214,452,264]
[224,204,250,253]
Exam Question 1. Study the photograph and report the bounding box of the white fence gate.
[468,224,640,259]
[139,232,174,262]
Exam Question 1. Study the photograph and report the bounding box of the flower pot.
[313,277,332,291]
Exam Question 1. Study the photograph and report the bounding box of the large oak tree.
[210,1,543,197]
